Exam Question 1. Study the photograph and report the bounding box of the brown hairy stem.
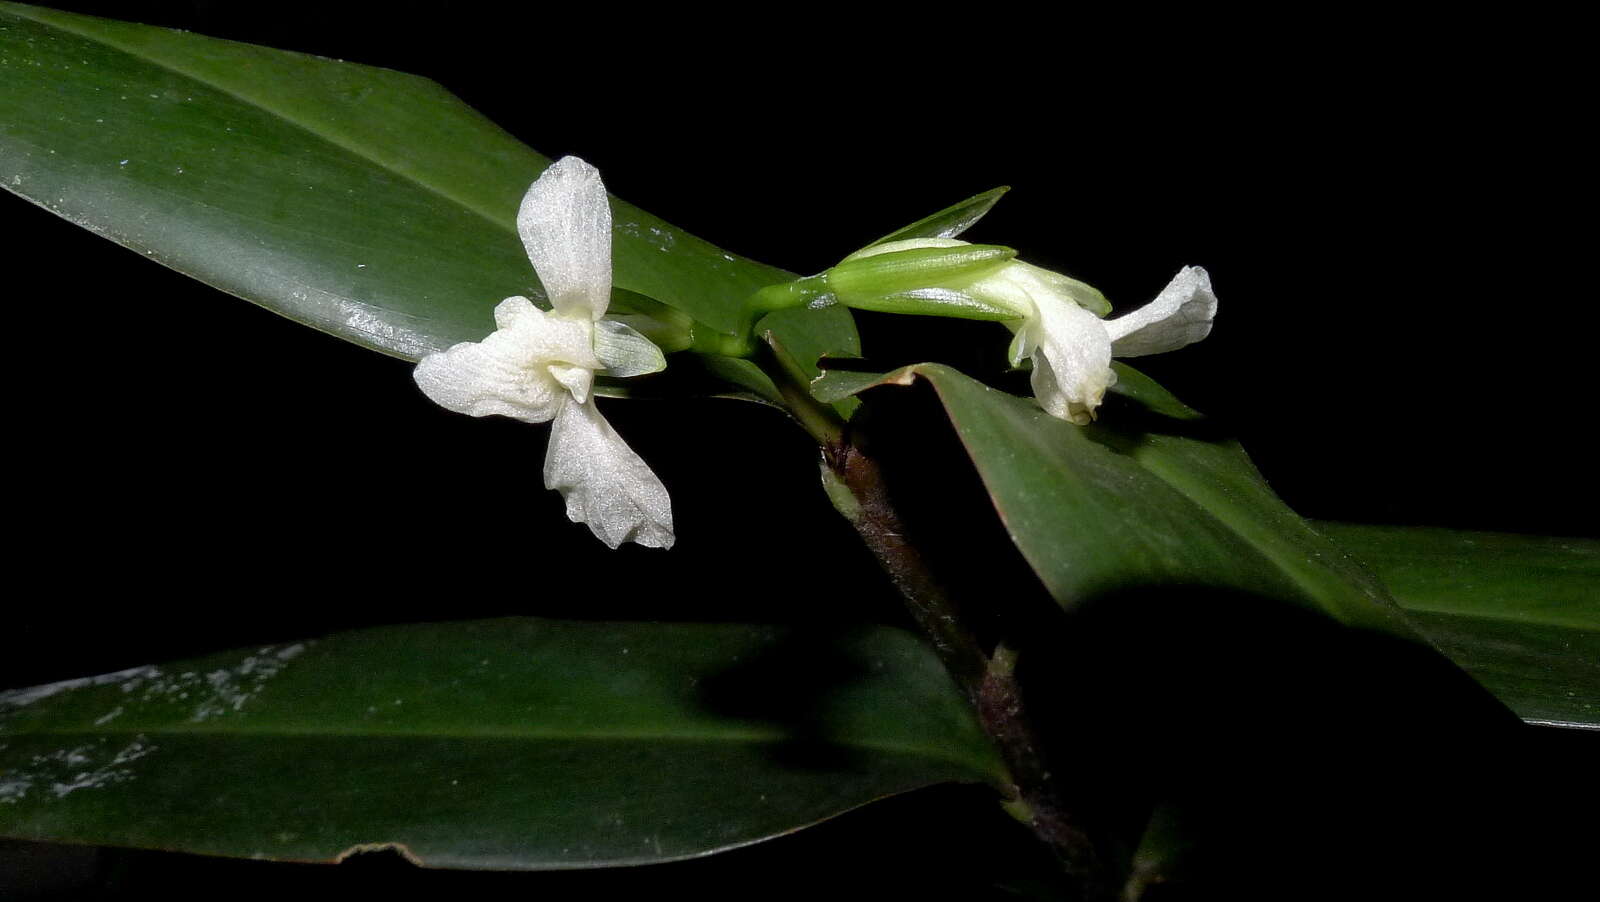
[756,337,1123,897]
[825,437,1120,901]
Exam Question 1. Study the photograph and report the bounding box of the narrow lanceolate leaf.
[827,363,1419,639]
[0,4,845,375]
[868,186,1010,247]
[1315,523,1600,728]
[0,619,1003,868]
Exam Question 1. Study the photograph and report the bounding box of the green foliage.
[817,363,1419,637]
[0,3,849,384]
[867,186,1010,247]
[0,619,1003,867]
[1317,524,1599,727]
[1,4,1592,890]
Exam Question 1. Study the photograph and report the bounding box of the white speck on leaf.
[328,294,437,359]
[0,778,33,804]
[183,644,307,722]
[0,666,159,710]
[1,737,158,802]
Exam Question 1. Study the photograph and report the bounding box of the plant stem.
[757,347,1120,900]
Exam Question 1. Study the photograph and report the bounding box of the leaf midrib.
[2,724,999,777]
[6,4,525,240]
[1396,603,1600,632]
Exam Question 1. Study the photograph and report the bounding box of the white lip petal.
[518,156,613,322]
[413,331,565,424]
[1028,299,1115,425]
[1104,265,1217,357]
[412,296,603,423]
[543,398,674,550]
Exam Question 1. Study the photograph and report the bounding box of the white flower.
[412,156,674,549]
[844,238,1217,424]
[1002,261,1217,425]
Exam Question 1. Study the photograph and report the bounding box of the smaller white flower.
[843,239,1217,424]
[413,156,673,549]
[1004,262,1217,425]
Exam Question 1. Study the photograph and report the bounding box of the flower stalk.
[756,343,1126,900]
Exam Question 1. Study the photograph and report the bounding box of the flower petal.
[549,364,594,404]
[413,338,562,423]
[412,297,597,423]
[492,296,602,371]
[1104,266,1217,357]
[517,156,612,322]
[544,398,674,549]
[959,259,1111,320]
[1022,262,1112,317]
[1027,299,1115,425]
[592,320,668,377]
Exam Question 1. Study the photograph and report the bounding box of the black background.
[3,2,1594,899]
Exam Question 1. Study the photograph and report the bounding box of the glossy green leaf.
[0,619,1003,868]
[1315,523,1600,728]
[0,4,849,388]
[825,363,1419,638]
[759,305,863,419]
[812,368,888,404]
[868,186,1010,247]
[758,307,862,378]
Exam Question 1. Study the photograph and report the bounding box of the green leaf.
[0,4,849,387]
[825,363,1419,639]
[759,305,863,419]
[757,307,862,377]
[1314,523,1600,728]
[812,368,889,404]
[0,619,1003,868]
[868,186,1010,247]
